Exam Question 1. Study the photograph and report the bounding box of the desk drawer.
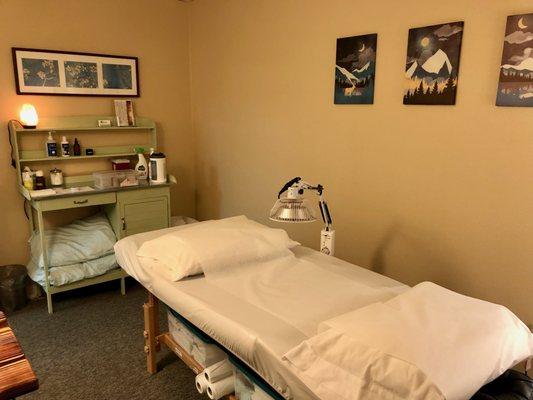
[39,192,116,212]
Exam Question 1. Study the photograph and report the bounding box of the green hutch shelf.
[8,115,174,314]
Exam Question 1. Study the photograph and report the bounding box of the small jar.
[50,168,64,187]
[34,170,46,190]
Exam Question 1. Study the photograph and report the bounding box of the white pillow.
[136,215,299,281]
[284,282,533,400]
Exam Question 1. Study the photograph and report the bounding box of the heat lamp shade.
[269,198,316,223]
[19,104,38,128]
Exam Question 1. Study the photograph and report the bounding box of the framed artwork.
[496,13,533,106]
[334,33,377,104]
[12,48,139,96]
[403,22,464,105]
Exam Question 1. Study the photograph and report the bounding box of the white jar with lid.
[50,168,64,187]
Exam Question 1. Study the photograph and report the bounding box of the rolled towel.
[207,375,234,400]
[195,372,208,394]
[204,359,233,383]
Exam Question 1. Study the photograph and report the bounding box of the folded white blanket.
[29,213,116,268]
[27,253,118,287]
[284,282,533,400]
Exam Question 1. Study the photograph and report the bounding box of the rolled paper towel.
[195,373,208,394]
[207,375,234,400]
[204,359,233,383]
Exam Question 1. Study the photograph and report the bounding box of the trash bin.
[0,265,28,313]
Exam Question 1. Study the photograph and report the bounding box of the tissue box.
[111,159,131,170]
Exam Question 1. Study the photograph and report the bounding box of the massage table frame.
[143,290,237,400]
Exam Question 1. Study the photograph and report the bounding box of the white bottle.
[135,152,148,180]
[61,136,70,157]
[46,132,57,157]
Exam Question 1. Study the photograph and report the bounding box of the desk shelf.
[19,153,138,163]
[16,126,154,133]
[19,143,153,163]
[12,115,155,133]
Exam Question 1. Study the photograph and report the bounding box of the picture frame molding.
[12,47,140,97]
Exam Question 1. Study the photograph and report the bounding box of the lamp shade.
[19,104,38,128]
[269,198,316,223]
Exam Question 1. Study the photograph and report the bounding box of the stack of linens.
[27,213,118,287]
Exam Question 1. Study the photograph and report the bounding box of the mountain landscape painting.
[403,22,464,105]
[496,13,533,106]
[335,34,377,104]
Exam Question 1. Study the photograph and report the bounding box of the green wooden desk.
[8,116,173,314]
[27,181,172,314]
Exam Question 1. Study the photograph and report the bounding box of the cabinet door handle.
[121,218,126,231]
[73,199,88,205]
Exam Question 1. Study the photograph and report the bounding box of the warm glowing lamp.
[19,104,38,129]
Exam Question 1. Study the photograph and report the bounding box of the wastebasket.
[0,265,28,312]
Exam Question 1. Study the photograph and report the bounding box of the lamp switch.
[320,229,335,256]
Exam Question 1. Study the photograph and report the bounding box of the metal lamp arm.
[318,194,333,229]
[298,182,331,228]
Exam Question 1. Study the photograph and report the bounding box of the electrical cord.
[23,199,29,220]
[8,119,19,169]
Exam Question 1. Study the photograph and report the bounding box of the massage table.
[114,225,409,399]
[115,224,532,400]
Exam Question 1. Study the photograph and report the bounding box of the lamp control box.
[320,229,335,256]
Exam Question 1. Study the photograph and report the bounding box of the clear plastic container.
[92,169,138,189]
[234,368,274,400]
[167,310,226,368]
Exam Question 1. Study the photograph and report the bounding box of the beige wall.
[189,0,533,326]
[0,0,194,265]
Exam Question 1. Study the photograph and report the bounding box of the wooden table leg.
[37,209,53,315]
[143,291,159,374]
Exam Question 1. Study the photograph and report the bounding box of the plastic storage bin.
[0,265,28,312]
[93,169,138,189]
[234,368,275,400]
[168,311,195,353]
[167,310,227,368]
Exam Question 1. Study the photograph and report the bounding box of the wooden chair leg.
[143,291,159,374]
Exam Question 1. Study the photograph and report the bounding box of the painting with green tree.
[403,22,464,105]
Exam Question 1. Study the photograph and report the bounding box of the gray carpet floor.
[8,280,204,400]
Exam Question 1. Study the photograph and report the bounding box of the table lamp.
[269,177,335,256]
[19,104,38,129]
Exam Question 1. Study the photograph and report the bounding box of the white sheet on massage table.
[114,226,409,399]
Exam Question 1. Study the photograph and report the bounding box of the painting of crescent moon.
[496,13,533,106]
[334,33,377,104]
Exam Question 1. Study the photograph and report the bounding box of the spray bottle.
[134,147,148,180]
